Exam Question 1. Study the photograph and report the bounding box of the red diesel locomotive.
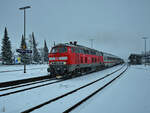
[47,41,123,78]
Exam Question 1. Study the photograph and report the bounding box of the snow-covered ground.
[0,64,149,113]
[72,65,150,113]
[0,64,49,83]
[0,64,124,113]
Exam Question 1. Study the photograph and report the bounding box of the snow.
[72,65,150,113]
[0,64,49,83]
[0,64,150,113]
[0,65,123,113]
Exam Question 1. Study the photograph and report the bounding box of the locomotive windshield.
[51,46,67,53]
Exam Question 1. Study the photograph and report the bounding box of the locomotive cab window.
[51,46,67,53]
[51,47,57,53]
[59,47,67,53]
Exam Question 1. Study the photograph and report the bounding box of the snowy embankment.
[0,64,49,83]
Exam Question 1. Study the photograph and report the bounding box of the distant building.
[129,51,150,65]
[128,54,142,65]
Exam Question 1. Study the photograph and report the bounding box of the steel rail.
[0,78,54,91]
[0,75,50,88]
[0,67,46,73]
[0,79,64,97]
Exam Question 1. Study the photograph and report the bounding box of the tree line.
[1,27,49,65]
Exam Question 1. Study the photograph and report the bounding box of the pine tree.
[28,34,33,64]
[43,40,49,63]
[1,27,13,64]
[19,35,30,64]
[32,32,41,63]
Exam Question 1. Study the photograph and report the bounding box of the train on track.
[47,41,124,78]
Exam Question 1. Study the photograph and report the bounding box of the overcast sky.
[0,0,150,59]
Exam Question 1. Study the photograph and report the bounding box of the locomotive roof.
[54,43,99,52]
[54,43,121,59]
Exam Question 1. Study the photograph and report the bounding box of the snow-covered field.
[0,64,150,113]
[0,64,49,83]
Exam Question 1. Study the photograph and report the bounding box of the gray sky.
[0,0,150,59]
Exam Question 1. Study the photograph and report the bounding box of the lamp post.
[142,37,148,66]
[19,6,31,73]
[89,39,94,48]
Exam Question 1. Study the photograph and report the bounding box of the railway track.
[0,78,54,91]
[0,67,49,88]
[21,64,127,113]
[0,78,64,97]
[0,75,50,88]
[0,67,46,73]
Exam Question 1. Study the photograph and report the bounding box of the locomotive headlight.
[49,57,55,60]
[63,62,67,64]
[59,56,68,60]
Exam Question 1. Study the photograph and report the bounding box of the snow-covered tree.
[27,34,33,64]
[32,32,41,63]
[1,27,13,64]
[43,40,49,63]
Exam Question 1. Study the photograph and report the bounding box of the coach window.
[71,48,74,53]
[96,52,98,56]
[74,48,76,53]
[81,49,84,54]
[92,58,94,63]
[78,49,80,53]
[79,49,82,53]
[87,50,89,54]
[85,50,87,54]
[75,48,79,53]
[104,56,107,61]
[83,50,86,54]
[100,52,102,56]
[85,50,88,54]
[77,48,79,53]
[91,51,93,55]
[81,57,83,63]
[85,57,87,63]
